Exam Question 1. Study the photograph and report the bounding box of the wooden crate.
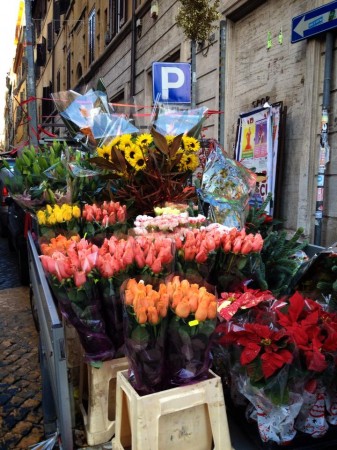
[112,370,233,450]
[79,357,129,446]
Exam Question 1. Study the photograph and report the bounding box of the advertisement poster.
[235,104,281,215]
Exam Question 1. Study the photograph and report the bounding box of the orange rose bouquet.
[165,275,218,385]
[121,275,218,393]
[121,278,169,394]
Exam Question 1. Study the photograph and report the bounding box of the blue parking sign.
[152,62,191,104]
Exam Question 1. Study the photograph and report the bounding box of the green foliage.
[4,141,103,207]
[245,193,281,237]
[246,227,308,296]
[295,250,337,311]
[176,0,220,43]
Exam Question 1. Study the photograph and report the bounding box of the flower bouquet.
[212,227,264,292]
[88,129,203,219]
[121,274,218,394]
[121,277,169,395]
[4,143,71,212]
[39,235,116,362]
[36,203,81,240]
[81,200,128,241]
[275,292,337,438]
[165,275,218,385]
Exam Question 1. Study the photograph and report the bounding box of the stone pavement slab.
[0,286,44,449]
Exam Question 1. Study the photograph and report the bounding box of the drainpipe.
[24,0,38,146]
[218,20,226,147]
[313,31,334,246]
[191,40,196,108]
[130,0,137,98]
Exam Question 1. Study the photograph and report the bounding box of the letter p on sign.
[152,62,191,104]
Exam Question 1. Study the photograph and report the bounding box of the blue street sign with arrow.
[291,1,337,43]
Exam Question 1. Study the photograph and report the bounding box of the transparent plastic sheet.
[28,432,59,449]
[152,105,208,137]
[236,370,303,445]
[98,277,125,358]
[51,89,139,149]
[295,385,329,438]
[50,282,116,362]
[199,142,256,229]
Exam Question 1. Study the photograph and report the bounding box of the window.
[118,0,127,27]
[107,1,127,39]
[108,0,117,39]
[88,8,96,65]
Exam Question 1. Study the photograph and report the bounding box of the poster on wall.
[235,104,281,216]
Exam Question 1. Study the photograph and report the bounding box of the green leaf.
[131,325,149,344]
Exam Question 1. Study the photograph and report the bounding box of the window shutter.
[35,66,40,80]
[60,0,70,15]
[54,1,61,34]
[47,22,53,51]
[35,40,46,66]
[42,87,49,119]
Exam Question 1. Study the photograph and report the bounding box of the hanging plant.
[175,0,220,43]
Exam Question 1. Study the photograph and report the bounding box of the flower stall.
[7,89,337,449]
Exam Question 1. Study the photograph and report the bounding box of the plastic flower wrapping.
[51,89,139,150]
[198,141,256,229]
[51,90,209,219]
[214,290,337,444]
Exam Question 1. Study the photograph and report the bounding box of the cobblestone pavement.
[0,237,44,449]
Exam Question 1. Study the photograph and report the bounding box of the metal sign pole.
[314,31,334,245]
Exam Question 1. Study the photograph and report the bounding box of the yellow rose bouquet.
[36,203,81,239]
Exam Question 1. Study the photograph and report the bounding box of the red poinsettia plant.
[276,292,337,375]
[215,291,337,400]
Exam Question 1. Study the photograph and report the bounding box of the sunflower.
[182,136,200,152]
[177,152,199,172]
[125,144,146,171]
[165,135,175,146]
[110,136,122,148]
[136,133,153,148]
[97,144,111,160]
[119,134,133,151]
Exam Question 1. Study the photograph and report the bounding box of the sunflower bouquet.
[89,128,203,219]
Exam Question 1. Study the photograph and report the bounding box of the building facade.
[7,0,337,246]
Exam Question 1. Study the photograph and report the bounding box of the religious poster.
[235,104,281,215]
